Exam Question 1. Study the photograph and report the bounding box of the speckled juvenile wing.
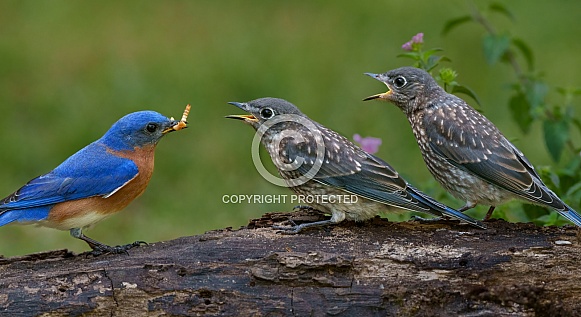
[270,121,485,227]
[423,95,564,209]
[276,122,445,215]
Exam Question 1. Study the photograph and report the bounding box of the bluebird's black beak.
[161,119,181,134]
[225,102,259,123]
[363,72,392,101]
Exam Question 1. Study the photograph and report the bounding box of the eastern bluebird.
[364,66,581,226]
[0,110,187,255]
[226,97,484,233]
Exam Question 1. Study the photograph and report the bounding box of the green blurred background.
[0,1,579,256]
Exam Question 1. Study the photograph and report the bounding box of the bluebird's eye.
[394,76,407,88]
[260,108,274,119]
[146,123,158,133]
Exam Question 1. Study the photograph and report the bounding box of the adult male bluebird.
[0,110,187,255]
[226,97,484,233]
[364,66,581,226]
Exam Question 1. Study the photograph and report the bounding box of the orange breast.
[47,145,156,230]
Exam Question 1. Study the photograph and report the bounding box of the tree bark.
[0,210,580,316]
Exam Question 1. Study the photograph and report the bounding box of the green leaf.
[543,116,570,162]
[482,34,511,65]
[562,155,581,177]
[572,118,581,134]
[442,16,473,36]
[396,52,421,61]
[556,87,567,96]
[512,38,534,70]
[489,2,515,21]
[522,204,551,224]
[534,212,562,226]
[524,80,548,115]
[420,48,444,61]
[451,84,482,106]
[566,181,581,197]
[509,93,533,133]
[556,86,581,105]
[425,55,450,72]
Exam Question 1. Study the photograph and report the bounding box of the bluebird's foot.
[273,219,335,235]
[89,241,148,256]
[70,228,147,256]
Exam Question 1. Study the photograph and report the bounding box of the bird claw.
[273,225,302,235]
[273,219,302,234]
[89,240,147,256]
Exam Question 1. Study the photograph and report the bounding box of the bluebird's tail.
[407,186,486,229]
[0,210,18,226]
[0,208,50,227]
[558,205,581,227]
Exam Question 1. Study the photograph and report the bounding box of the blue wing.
[0,142,138,215]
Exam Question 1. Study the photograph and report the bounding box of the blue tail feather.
[0,207,51,226]
[407,187,486,229]
[559,205,581,227]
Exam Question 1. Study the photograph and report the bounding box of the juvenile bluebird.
[0,111,187,255]
[364,66,581,226]
[226,97,484,233]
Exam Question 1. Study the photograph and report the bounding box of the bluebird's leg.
[69,228,146,256]
[458,202,477,212]
[483,206,496,221]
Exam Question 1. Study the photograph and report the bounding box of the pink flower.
[412,32,424,44]
[353,134,382,154]
[401,32,424,51]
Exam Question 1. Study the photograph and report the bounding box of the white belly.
[41,211,110,230]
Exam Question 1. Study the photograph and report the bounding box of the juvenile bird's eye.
[260,108,274,119]
[394,76,407,88]
[146,123,158,133]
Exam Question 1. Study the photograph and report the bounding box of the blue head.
[99,111,180,151]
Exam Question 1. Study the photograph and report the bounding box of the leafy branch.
[443,1,581,163]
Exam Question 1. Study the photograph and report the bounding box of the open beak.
[363,72,392,101]
[225,102,259,123]
[225,114,259,122]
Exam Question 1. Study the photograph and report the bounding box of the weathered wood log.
[0,211,580,316]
